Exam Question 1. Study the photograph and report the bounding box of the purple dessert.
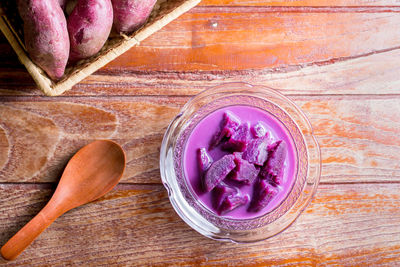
[204,154,236,192]
[184,105,296,219]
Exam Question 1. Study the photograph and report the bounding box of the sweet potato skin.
[67,0,113,61]
[112,0,157,33]
[18,0,70,80]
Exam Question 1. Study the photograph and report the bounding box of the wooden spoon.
[1,140,126,261]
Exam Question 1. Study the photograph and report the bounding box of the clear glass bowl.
[160,82,321,243]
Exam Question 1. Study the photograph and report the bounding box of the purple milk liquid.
[184,105,297,219]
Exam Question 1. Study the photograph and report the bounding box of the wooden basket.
[0,0,200,96]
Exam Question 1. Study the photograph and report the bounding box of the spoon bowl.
[54,139,126,211]
[1,140,126,261]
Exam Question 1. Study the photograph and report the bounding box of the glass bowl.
[160,82,321,243]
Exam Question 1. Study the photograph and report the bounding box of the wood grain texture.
[2,48,400,96]
[54,48,400,96]
[0,98,181,183]
[0,183,399,265]
[103,11,400,72]
[0,96,399,184]
[1,0,400,265]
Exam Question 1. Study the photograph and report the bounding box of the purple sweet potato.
[210,111,241,150]
[204,154,236,192]
[197,147,213,172]
[213,183,248,215]
[67,0,113,61]
[230,153,259,184]
[259,140,287,185]
[222,122,251,152]
[111,0,157,33]
[251,122,268,138]
[248,179,278,212]
[218,193,248,215]
[18,0,70,80]
[242,136,270,166]
[213,183,237,210]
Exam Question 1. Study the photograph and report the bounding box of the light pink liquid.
[183,105,298,220]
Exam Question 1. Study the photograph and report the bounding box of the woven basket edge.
[135,0,201,42]
[52,36,140,96]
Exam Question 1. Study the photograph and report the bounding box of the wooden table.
[1,1,400,265]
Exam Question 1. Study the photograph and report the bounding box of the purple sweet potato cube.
[229,153,259,184]
[242,136,269,166]
[209,111,241,149]
[222,122,251,152]
[213,183,249,215]
[259,140,287,185]
[219,194,249,215]
[197,148,213,172]
[204,154,236,192]
[251,122,268,138]
[248,179,278,212]
[213,183,237,210]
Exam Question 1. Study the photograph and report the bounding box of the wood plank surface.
[1,11,400,96]
[1,48,400,96]
[104,11,400,72]
[0,183,399,265]
[1,0,400,265]
[0,96,399,184]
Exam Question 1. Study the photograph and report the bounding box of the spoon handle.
[1,202,63,261]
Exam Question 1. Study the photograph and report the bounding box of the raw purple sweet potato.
[248,179,278,212]
[251,122,268,138]
[209,111,241,150]
[67,0,113,61]
[197,148,213,172]
[259,140,287,185]
[222,122,251,152]
[230,153,259,184]
[213,184,249,215]
[112,0,157,33]
[242,136,269,166]
[18,0,70,80]
[204,154,236,192]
